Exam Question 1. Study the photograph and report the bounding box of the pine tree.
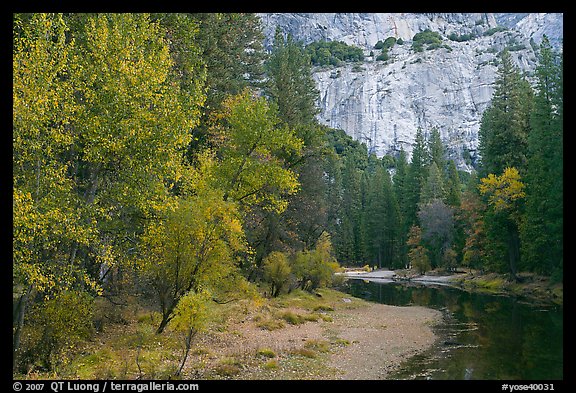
[420,161,445,205]
[477,49,534,278]
[189,13,266,112]
[381,163,401,268]
[478,49,534,176]
[364,160,387,267]
[392,149,408,267]
[403,127,429,228]
[521,36,563,276]
[265,26,320,128]
[445,160,462,207]
[184,13,267,156]
[428,127,445,173]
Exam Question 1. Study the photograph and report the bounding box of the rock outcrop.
[258,13,563,170]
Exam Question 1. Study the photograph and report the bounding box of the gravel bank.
[326,302,442,379]
[187,293,442,380]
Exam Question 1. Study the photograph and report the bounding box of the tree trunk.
[508,226,521,282]
[13,285,33,371]
[156,306,175,334]
[175,328,197,377]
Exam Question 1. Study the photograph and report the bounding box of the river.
[343,279,563,380]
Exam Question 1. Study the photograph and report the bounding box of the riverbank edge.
[15,287,444,380]
[341,268,563,306]
[194,287,445,380]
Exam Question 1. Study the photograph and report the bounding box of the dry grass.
[18,287,441,380]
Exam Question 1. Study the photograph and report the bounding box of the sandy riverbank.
[326,302,442,379]
[184,289,442,379]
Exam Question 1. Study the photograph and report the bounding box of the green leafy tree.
[211,88,303,214]
[13,13,98,369]
[170,289,212,377]
[22,290,94,372]
[63,13,205,288]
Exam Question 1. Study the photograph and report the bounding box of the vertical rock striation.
[259,13,563,170]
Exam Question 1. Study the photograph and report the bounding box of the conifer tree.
[477,49,534,278]
[184,13,267,156]
[364,161,387,267]
[445,160,462,207]
[403,127,429,228]
[428,127,445,173]
[521,36,563,276]
[265,26,319,127]
[420,161,445,205]
[392,149,409,267]
[478,49,534,176]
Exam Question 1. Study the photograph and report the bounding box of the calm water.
[344,280,563,380]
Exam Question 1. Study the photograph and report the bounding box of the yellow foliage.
[479,167,526,211]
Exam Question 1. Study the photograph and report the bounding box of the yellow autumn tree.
[479,167,526,212]
[139,153,248,334]
[479,167,526,280]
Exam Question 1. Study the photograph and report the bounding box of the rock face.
[258,13,563,170]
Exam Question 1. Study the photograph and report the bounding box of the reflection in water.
[345,280,563,380]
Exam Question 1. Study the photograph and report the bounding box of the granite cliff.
[258,13,563,170]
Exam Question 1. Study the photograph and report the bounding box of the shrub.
[333,338,350,347]
[263,359,279,369]
[448,32,475,42]
[376,50,389,61]
[483,26,507,36]
[306,40,364,66]
[262,251,292,297]
[413,29,442,46]
[21,290,94,372]
[410,246,431,274]
[383,36,397,49]
[304,339,330,353]
[291,348,317,358]
[214,358,242,377]
[256,318,285,331]
[407,225,432,275]
[291,232,340,291]
[280,310,305,325]
[313,304,334,312]
[257,348,276,358]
